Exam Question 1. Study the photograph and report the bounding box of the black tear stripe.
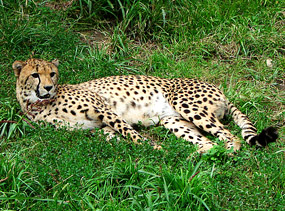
[36,76,41,95]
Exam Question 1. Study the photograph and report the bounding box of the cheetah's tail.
[227,102,278,147]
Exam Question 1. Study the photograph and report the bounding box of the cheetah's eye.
[31,73,39,78]
[50,72,56,77]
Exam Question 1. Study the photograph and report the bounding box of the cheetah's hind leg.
[160,116,217,153]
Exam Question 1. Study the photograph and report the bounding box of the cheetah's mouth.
[39,94,50,99]
[36,92,51,99]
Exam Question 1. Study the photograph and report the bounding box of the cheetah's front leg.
[102,126,119,141]
[160,116,217,153]
[88,108,161,149]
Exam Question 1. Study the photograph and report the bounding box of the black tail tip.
[249,127,278,147]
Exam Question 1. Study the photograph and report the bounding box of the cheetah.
[12,58,278,153]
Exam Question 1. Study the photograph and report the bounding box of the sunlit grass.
[0,0,284,210]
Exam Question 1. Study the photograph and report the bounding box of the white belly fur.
[114,92,180,126]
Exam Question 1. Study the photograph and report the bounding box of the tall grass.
[0,100,33,140]
[79,158,213,210]
[72,0,284,57]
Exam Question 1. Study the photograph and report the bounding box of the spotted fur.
[12,58,278,153]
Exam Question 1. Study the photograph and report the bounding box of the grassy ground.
[0,0,284,210]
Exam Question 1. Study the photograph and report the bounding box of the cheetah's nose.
[44,86,53,92]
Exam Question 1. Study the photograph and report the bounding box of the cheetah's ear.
[51,59,59,67]
[12,61,25,77]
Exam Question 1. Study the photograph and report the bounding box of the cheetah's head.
[12,58,59,103]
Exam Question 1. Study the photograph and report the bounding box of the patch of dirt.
[198,35,241,60]
[45,0,74,11]
[78,30,112,52]
[217,42,240,59]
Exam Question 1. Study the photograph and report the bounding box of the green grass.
[0,0,284,210]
